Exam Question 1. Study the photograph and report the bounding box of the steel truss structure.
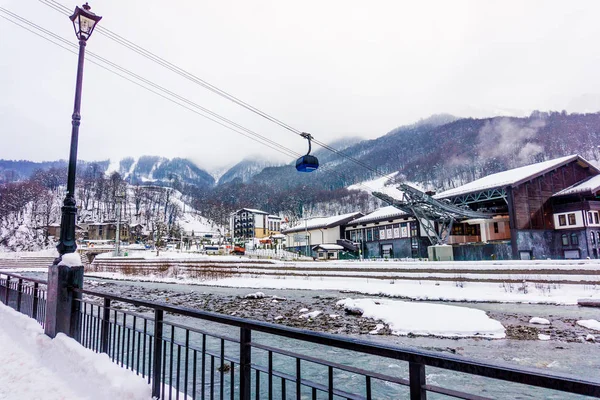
[373,183,491,245]
[446,187,507,206]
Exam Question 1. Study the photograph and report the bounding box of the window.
[564,250,580,259]
[568,213,576,225]
[493,222,499,234]
[452,224,464,235]
[592,232,596,245]
[558,215,566,226]
[561,234,569,246]
[571,233,579,246]
[366,229,373,242]
[465,225,479,236]
[589,212,594,224]
[596,213,599,225]
[597,231,600,246]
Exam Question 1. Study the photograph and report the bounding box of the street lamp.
[55,3,102,261]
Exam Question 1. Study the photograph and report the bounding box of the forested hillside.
[2,111,600,235]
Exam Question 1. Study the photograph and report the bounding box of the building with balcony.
[230,208,283,240]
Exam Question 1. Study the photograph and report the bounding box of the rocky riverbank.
[86,280,598,343]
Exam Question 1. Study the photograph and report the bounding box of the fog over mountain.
[2,112,600,197]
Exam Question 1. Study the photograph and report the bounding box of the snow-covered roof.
[435,155,596,199]
[553,174,600,197]
[347,206,408,225]
[268,214,282,220]
[282,212,363,233]
[237,208,268,215]
[313,244,344,250]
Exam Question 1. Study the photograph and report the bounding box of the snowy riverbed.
[81,271,599,305]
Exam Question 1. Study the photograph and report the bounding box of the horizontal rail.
[0,271,48,285]
[71,286,600,397]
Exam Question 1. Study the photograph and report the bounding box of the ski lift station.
[283,154,600,261]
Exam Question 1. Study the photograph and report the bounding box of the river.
[18,272,600,399]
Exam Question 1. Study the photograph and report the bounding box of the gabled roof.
[435,155,599,199]
[282,212,363,234]
[235,208,268,215]
[347,206,409,225]
[553,174,600,197]
[312,244,344,251]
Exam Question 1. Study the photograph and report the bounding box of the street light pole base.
[56,195,78,258]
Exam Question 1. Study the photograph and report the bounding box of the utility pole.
[303,205,309,258]
[114,192,123,257]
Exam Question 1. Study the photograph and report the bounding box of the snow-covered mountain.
[110,156,215,188]
[217,158,283,185]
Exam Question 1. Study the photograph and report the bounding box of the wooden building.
[434,155,600,260]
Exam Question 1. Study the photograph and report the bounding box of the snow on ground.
[94,251,255,262]
[336,298,505,338]
[0,303,151,400]
[577,319,600,331]
[81,272,599,305]
[529,317,551,325]
[0,248,58,258]
[300,310,322,319]
[169,194,220,235]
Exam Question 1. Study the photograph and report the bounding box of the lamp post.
[54,3,102,262]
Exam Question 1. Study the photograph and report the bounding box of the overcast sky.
[2,1,600,172]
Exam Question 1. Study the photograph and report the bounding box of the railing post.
[409,362,427,400]
[16,278,23,312]
[44,264,84,339]
[4,275,10,304]
[152,309,164,399]
[32,282,39,320]
[240,326,252,400]
[101,298,111,354]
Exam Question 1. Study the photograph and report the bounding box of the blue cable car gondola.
[296,132,319,172]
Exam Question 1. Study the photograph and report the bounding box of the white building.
[282,212,363,256]
[230,208,283,240]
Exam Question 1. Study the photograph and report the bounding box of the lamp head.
[70,3,102,41]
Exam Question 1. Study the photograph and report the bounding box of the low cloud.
[477,118,545,165]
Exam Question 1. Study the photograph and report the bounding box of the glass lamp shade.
[69,3,102,41]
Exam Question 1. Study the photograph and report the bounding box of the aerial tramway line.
[23,1,491,245]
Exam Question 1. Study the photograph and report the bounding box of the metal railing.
[0,272,47,326]
[1,270,599,400]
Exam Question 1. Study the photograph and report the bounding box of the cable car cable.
[39,0,395,181]
[0,8,389,197]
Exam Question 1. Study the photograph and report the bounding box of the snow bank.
[300,310,322,319]
[529,317,550,325]
[244,291,265,299]
[577,319,600,331]
[336,298,505,339]
[0,303,151,400]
